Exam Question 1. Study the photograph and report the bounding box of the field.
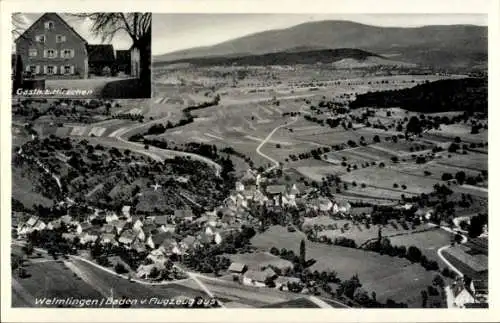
[250,226,437,307]
[226,252,293,271]
[389,229,453,264]
[315,222,435,246]
[67,259,208,307]
[12,259,103,307]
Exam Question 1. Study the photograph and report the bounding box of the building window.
[29,48,37,57]
[45,21,54,30]
[56,35,66,43]
[64,65,71,74]
[61,49,73,58]
[47,49,57,58]
[47,66,55,75]
[29,65,37,74]
[36,35,45,43]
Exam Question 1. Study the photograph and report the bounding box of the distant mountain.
[155,48,413,68]
[155,20,487,69]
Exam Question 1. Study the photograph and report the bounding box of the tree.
[407,246,422,263]
[406,116,422,135]
[455,171,466,185]
[115,262,129,274]
[299,239,306,265]
[373,135,380,143]
[432,275,445,288]
[441,173,453,181]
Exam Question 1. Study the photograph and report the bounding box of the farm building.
[242,268,277,287]
[451,281,475,308]
[87,44,115,76]
[228,262,248,274]
[274,276,302,291]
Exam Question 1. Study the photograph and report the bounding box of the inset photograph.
[12,12,151,99]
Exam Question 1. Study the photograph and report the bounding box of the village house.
[159,239,182,256]
[275,276,302,291]
[228,262,248,275]
[122,205,131,218]
[133,226,146,242]
[15,13,89,79]
[137,263,158,279]
[242,268,277,288]
[180,235,197,252]
[153,215,170,227]
[131,239,147,254]
[197,232,214,246]
[47,219,62,230]
[62,232,77,242]
[451,281,475,308]
[235,181,245,192]
[118,229,137,246]
[17,216,46,236]
[101,223,115,234]
[60,215,73,225]
[99,233,118,246]
[266,184,287,197]
[146,248,168,265]
[105,212,119,223]
[174,208,194,222]
[79,228,100,244]
[87,44,115,76]
[110,219,127,235]
[75,222,92,234]
[414,208,434,221]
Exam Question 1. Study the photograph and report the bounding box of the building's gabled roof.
[228,262,247,273]
[244,270,271,283]
[472,279,488,291]
[181,235,196,247]
[266,185,287,195]
[174,208,194,219]
[87,44,115,63]
[15,13,88,44]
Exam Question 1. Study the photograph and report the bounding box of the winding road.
[256,116,299,173]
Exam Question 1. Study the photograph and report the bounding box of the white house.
[235,181,245,192]
[105,212,119,223]
[122,205,131,218]
[452,282,475,308]
[242,268,276,288]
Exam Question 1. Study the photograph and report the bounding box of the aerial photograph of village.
[11,13,488,309]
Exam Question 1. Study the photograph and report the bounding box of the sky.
[13,13,133,50]
[152,13,487,55]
